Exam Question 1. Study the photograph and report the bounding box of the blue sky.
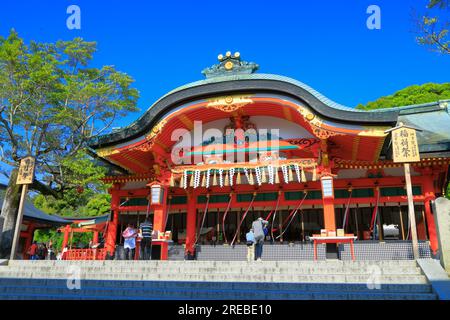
[1,0,449,127]
[0,1,448,186]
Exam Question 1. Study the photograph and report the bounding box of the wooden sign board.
[391,127,420,163]
[16,156,35,185]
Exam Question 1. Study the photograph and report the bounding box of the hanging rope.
[102,221,109,239]
[270,192,282,241]
[264,192,280,222]
[221,193,233,244]
[264,210,274,221]
[272,192,307,233]
[145,193,151,219]
[406,210,411,240]
[342,189,353,232]
[230,192,257,246]
[275,192,307,239]
[194,194,210,246]
[163,197,172,231]
[370,189,381,237]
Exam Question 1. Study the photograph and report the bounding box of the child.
[245,228,255,262]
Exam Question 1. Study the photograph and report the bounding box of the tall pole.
[10,156,35,260]
[404,163,419,259]
[399,204,405,240]
[10,184,29,260]
[385,123,421,260]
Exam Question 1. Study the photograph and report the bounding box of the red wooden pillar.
[93,231,99,244]
[152,185,169,232]
[61,224,71,250]
[323,200,336,231]
[151,184,169,259]
[319,141,336,232]
[185,192,197,255]
[423,176,438,255]
[105,183,121,257]
[320,171,336,231]
[23,223,35,259]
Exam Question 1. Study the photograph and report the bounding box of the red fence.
[63,248,106,260]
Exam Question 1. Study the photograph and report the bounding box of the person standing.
[37,243,47,260]
[139,218,153,260]
[252,217,268,261]
[27,241,38,260]
[122,224,138,260]
[47,240,55,260]
[245,228,255,262]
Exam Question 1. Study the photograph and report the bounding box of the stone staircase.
[0,260,439,300]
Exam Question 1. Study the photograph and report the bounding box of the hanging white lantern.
[218,169,224,187]
[255,167,262,186]
[268,165,274,184]
[281,165,289,183]
[294,164,301,182]
[229,167,235,186]
[205,169,211,188]
[193,170,201,188]
[183,170,188,189]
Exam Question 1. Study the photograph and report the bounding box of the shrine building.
[85,53,450,261]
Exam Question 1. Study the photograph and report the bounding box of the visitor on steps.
[246,228,255,262]
[37,243,47,260]
[139,218,153,260]
[27,241,38,260]
[252,217,268,261]
[122,224,138,260]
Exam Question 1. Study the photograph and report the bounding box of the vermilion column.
[152,185,169,232]
[105,184,121,257]
[185,192,197,255]
[93,231,99,244]
[151,185,169,260]
[423,177,438,255]
[23,223,34,259]
[323,200,336,231]
[320,169,336,231]
[61,224,70,250]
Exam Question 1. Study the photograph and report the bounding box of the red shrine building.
[86,53,450,261]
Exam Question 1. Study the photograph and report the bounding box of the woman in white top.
[122,224,138,260]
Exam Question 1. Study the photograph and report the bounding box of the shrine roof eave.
[87,74,402,149]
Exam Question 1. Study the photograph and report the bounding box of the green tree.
[356,83,450,110]
[33,228,93,252]
[357,83,450,199]
[416,0,450,54]
[32,149,111,217]
[0,30,139,257]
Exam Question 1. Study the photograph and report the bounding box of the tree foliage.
[0,29,138,198]
[355,83,450,110]
[0,30,138,255]
[446,181,450,199]
[33,190,111,217]
[33,229,93,251]
[416,0,450,54]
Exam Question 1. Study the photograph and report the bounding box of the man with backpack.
[139,218,153,260]
[252,217,269,261]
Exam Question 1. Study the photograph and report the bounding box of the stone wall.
[433,197,450,273]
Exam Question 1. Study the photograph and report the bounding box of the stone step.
[0,271,429,283]
[0,278,433,293]
[2,266,423,275]
[6,260,419,267]
[0,289,437,300]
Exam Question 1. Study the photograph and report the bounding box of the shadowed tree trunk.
[0,168,21,258]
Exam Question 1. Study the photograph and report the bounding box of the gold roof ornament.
[202,52,259,78]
